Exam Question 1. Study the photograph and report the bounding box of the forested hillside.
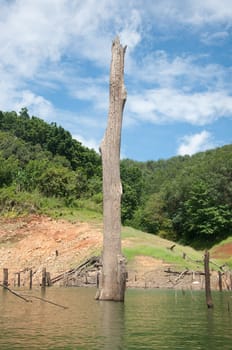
[0,109,231,248]
[124,146,232,248]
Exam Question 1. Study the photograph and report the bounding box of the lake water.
[0,287,231,349]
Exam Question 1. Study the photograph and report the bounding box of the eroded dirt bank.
[0,215,230,291]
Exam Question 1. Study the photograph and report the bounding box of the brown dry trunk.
[97,37,127,301]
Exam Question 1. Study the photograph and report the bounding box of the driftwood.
[167,244,176,251]
[21,294,68,309]
[51,256,100,285]
[164,269,205,276]
[0,284,68,309]
[174,270,189,283]
[0,283,32,302]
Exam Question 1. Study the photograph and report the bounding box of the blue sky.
[0,0,232,161]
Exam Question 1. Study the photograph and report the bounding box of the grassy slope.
[1,199,230,271]
[50,207,205,271]
[48,205,232,271]
[122,226,207,271]
[210,236,232,269]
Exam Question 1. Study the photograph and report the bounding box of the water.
[0,287,231,349]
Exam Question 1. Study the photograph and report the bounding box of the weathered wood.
[0,284,67,308]
[21,294,68,309]
[46,272,52,287]
[41,267,46,288]
[164,269,205,276]
[0,283,31,302]
[218,271,222,292]
[29,269,33,289]
[17,272,21,287]
[51,256,100,284]
[204,250,213,308]
[3,268,8,287]
[97,37,127,301]
[167,244,176,251]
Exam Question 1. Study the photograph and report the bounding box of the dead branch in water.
[21,294,68,309]
[0,284,68,309]
[0,283,32,303]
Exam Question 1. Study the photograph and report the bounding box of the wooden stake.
[29,270,33,289]
[17,272,21,288]
[46,272,52,287]
[3,268,8,287]
[218,271,222,292]
[41,267,46,288]
[204,250,213,308]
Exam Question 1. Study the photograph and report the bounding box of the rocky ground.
[0,215,231,291]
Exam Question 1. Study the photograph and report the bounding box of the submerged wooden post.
[218,271,222,292]
[29,270,33,289]
[17,272,21,288]
[41,268,46,288]
[204,250,213,308]
[3,268,8,287]
[97,37,127,301]
[46,272,52,287]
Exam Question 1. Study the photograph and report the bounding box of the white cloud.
[128,88,232,126]
[201,31,229,45]
[71,78,108,112]
[132,51,230,91]
[146,0,232,26]
[186,0,232,25]
[0,0,141,110]
[119,9,142,50]
[0,0,231,159]
[177,130,214,156]
[73,134,100,153]
[14,90,55,121]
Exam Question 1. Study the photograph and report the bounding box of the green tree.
[38,166,77,198]
[180,182,232,246]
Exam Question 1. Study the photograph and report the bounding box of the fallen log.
[164,269,206,276]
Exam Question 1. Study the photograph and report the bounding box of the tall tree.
[96,37,127,301]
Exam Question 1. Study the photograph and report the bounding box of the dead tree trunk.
[97,37,127,301]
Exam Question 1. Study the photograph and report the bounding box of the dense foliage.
[0,109,102,212]
[125,147,232,247]
[0,109,231,248]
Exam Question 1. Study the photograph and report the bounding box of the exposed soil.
[0,215,230,291]
[0,215,102,287]
[211,242,232,259]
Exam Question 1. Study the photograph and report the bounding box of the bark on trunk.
[97,37,127,301]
